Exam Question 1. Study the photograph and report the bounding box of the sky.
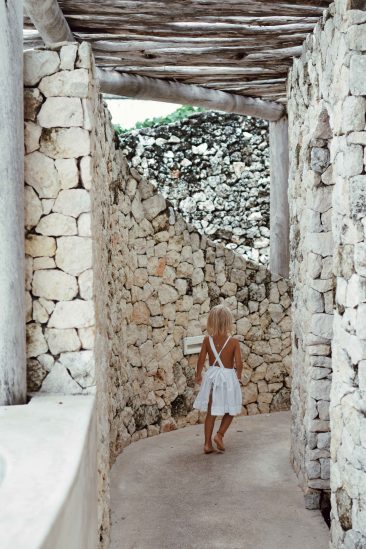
[104,98,182,128]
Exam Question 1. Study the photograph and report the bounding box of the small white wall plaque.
[183,335,205,355]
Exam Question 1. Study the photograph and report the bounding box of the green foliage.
[114,105,205,136]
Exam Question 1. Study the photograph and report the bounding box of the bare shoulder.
[231,336,240,346]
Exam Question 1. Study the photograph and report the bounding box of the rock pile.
[119,111,270,264]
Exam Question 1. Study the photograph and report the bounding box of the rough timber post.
[269,116,290,278]
[0,0,26,405]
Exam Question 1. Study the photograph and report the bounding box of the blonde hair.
[206,304,233,336]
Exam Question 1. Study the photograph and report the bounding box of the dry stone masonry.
[288,0,366,545]
[119,112,270,264]
[24,43,96,396]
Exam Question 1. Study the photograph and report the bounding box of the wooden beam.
[98,69,285,121]
[0,0,26,404]
[24,0,73,44]
[269,116,290,277]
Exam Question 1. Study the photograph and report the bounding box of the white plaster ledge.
[0,393,97,549]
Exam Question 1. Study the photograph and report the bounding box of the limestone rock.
[38,97,83,128]
[24,50,60,86]
[143,194,166,221]
[59,350,95,388]
[39,69,89,97]
[27,358,48,392]
[80,156,92,189]
[25,235,56,257]
[55,236,92,276]
[53,189,90,218]
[45,328,81,354]
[48,299,95,329]
[25,151,60,198]
[78,269,93,300]
[24,88,43,121]
[26,323,48,357]
[40,127,90,159]
[55,158,79,189]
[78,327,94,349]
[32,300,49,323]
[32,269,78,301]
[60,44,78,70]
[78,213,91,236]
[350,54,366,95]
[40,361,82,394]
[36,212,77,236]
[25,185,42,229]
[25,121,42,154]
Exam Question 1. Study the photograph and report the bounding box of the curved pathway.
[110,411,329,549]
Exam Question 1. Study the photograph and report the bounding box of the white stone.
[53,189,90,218]
[32,269,78,301]
[40,361,81,394]
[33,256,55,270]
[306,232,333,257]
[55,236,92,276]
[24,121,42,154]
[78,327,94,349]
[38,97,83,128]
[311,314,333,339]
[24,50,60,86]
[33,300,48,323]
[59,350,94,388]
[346,274,366,307]
[350,176,366,220]
[355,243,366,277]
[77,213,91,237]
[341,96,366,132]
[25,291,32,323]
[143,194,166,221]
[25,235,56,257]
[45,328,81,354]
[76,42,92,69]
[42,199,55,215]
[310,187,332,213]
[350,54,366,95]
[80,156,92,189]
[60,44,78,70]
[26,323,48,357]
[25,151,60,198]
[158,284,179,305]
[48,300,94,329]
[25,185,42,229]
[39,69,89,98]
[356,305,366,339]
[55,159,79,189]
[78,269,93,300]
[40,128,90,159]
[39,297,55,315]
[37,353,54,371]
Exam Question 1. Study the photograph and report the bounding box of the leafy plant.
[114,105,205,136]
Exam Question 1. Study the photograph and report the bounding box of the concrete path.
[110,411,329,549]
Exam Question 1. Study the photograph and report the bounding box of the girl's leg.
[214,414,234,451]
[204,390,216,453]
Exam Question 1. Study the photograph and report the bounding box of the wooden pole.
[98,69,285,121]
[269,116,289,277]
[24,0,73,44]
[0,0,26,405]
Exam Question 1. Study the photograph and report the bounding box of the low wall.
[0,394,97,549]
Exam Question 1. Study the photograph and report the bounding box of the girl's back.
[201,334,241,370]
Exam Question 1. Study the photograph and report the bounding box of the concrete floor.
[110,411,329,549]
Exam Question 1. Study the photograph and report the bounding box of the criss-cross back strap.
[209,335,231,368]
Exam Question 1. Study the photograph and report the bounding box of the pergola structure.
[0,0,330,405]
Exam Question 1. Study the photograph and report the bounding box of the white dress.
[193,336,242,416]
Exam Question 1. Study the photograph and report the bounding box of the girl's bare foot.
[204,444,215,454]
[214,432,225,451]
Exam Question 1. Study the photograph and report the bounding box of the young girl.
[193,304,243,454]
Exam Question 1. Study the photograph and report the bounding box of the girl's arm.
[234,340,243,381]
[195,336,208,383]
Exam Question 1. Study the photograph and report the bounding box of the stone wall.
[96,118,292,464]
[288,1,366,545]
[24,43,96,396]
[119,112,270,264]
